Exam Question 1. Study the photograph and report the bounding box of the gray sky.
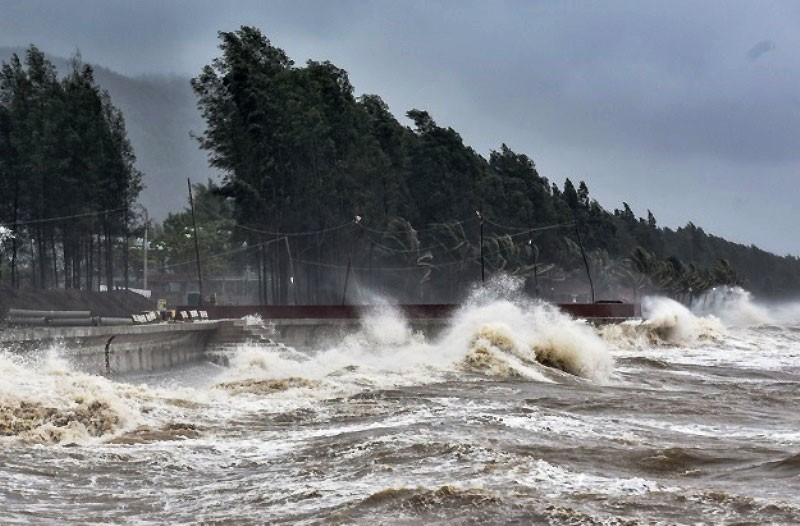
[2,0,800,255]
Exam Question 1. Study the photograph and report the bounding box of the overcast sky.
[2,0,800,255]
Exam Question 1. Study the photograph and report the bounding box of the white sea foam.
[508,458,669,497]
[644,296,727,343]
[692,286,772,327]
[629,417,800,445]
[442,298,614,382]
[215,280,615,395]
[0,346,219,445]
[501,410,641,442]
[0,347,143,444]
[601,296,727,349]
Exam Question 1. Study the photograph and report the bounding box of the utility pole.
[123,203,129,290]
[188,178,203,306]
[476,210,484,283]
[574,222,595,303]
[142,207,148,290]
[341,216,362,305]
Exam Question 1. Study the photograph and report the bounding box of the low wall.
[0,322,219,375]
[189,303,640,321]
[0,302,640,375]
[261,318,447,348]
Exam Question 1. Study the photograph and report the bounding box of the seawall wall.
[0,322,219,375]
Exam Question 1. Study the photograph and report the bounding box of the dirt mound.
[0,288,154,319]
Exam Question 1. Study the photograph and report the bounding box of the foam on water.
[0,346,220,445]
[647,296,725,342]
[692,286,773,327]
[443,298,614,382]
[214,280,615,396]
[4,281,800,522]
[0,347,143,444]
[214,303,441,398]
[601,296,727,349]
[599,287,800,352]
[597,288,800,376]
[508,458,668,497]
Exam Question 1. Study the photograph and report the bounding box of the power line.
[355,220,574,256]
[292,257,468,272]
[292,233,541,272]
[0,207,126,227]
[484,217,574,235]
[193,201,351,237]
[356,217,477,236]
[156,236,287,270]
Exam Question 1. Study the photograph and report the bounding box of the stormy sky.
[2,0,799,256]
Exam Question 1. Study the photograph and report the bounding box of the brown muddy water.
[1,287,799,524]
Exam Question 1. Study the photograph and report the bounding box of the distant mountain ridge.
[0,46,218,220]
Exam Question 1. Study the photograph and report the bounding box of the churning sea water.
[1,286,799,524]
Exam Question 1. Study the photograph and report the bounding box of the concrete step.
[206,320,276,350]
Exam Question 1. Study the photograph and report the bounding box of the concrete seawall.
[0,317,444,374]
[262,318,447,348]
[0,322,220,375]
[0,302,639,375]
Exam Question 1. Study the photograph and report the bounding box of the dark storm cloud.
[2,0,800,254]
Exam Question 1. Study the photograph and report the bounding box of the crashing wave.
[0,348,207,445]
[601,296,726,348]
[444,292,614,382]
[692,286,772,327]
[0,350,141,444]
[213,280,615,393]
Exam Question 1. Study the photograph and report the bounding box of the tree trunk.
[123,205,129,289]
[104,221,113,290]
[257,241,264,305]
[50,230,59,289]
[62,224,71,289]
[10,171,19,288]
[37,226,47,289]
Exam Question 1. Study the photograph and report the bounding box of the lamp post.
[341,215,362,305]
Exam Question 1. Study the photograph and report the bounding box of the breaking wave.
[0,348,207,445]
[215,280,615,394]
[0,349,141,444]
[692,286,772,327]
[601,287,800,350]
[447,299,614,382]
[601,296,726,348]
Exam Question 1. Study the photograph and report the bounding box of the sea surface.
[1,286,799,524]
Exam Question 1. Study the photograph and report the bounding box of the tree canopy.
[188,27,800,303]
[0,46,142,290]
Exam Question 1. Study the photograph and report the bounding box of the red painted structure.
[181,303,639,321]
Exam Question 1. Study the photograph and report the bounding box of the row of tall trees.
[0,46,142,290]
[3,34,797,302]
[187,27,800,303]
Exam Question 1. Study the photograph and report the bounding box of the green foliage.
[187,27,800,302]
[0,46,142,289]
[152,181,236,277]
